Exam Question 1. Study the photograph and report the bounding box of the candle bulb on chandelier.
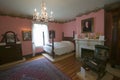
[33,8,37,20]
[51,11,53,15]
[34,8,36,12]
[50,11,53,17]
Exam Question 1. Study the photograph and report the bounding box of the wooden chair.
[84,45,109,80]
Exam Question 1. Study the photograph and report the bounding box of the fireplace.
[81,48,94,59]
[75,39,105,58]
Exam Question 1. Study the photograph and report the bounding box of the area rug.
[0,57,71,80]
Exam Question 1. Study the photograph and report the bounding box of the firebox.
[81,48,94,59]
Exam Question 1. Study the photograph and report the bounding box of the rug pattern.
[0,57,71,80]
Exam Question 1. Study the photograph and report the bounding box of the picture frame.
[22,30,32,41]
[81,18,94,33]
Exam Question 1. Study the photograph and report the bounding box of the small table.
[77,68,97,80]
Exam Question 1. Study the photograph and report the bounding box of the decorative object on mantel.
[95,32,101,39]
[33,1,54,23]
[84,33,89,39]
[74,34,78,39]
[88,33,93,39]
[99,35,104,40]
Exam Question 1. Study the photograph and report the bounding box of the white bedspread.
[43,41,74,55]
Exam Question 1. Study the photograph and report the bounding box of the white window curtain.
[32,23,49,56]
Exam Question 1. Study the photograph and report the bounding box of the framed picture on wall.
[22,30,32,41]
[81,18,94,33]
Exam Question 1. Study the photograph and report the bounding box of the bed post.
[73,31,75,38]
[43,32,45,45]
[51,36,55,58]
[50,30,55,58]
[62,32,64,40]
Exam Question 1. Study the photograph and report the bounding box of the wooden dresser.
[0,31,23,65]
[0,42,23,65]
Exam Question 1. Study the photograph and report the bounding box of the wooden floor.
[53,54,82,80]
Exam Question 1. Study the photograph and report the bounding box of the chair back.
[94,45,109,61]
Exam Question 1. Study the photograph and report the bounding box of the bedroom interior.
[0,0,120,80]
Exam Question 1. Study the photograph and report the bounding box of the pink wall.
[62,20,77,37]
[48,22,63,41]
[76,9,105,38]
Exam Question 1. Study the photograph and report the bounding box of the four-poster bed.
[43,31,75,58]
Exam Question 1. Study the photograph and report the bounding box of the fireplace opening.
[81,48,94,59]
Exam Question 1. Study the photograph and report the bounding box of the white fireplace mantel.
[75,39,105,58]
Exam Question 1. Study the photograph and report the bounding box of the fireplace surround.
[75,39,105,58]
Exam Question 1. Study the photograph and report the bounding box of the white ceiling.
[0,0,119,22]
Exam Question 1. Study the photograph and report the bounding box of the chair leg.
[97,71,107,80]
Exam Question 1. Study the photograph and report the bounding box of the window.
[32,24,49,47]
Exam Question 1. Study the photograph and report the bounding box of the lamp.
[33,1,54,23]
